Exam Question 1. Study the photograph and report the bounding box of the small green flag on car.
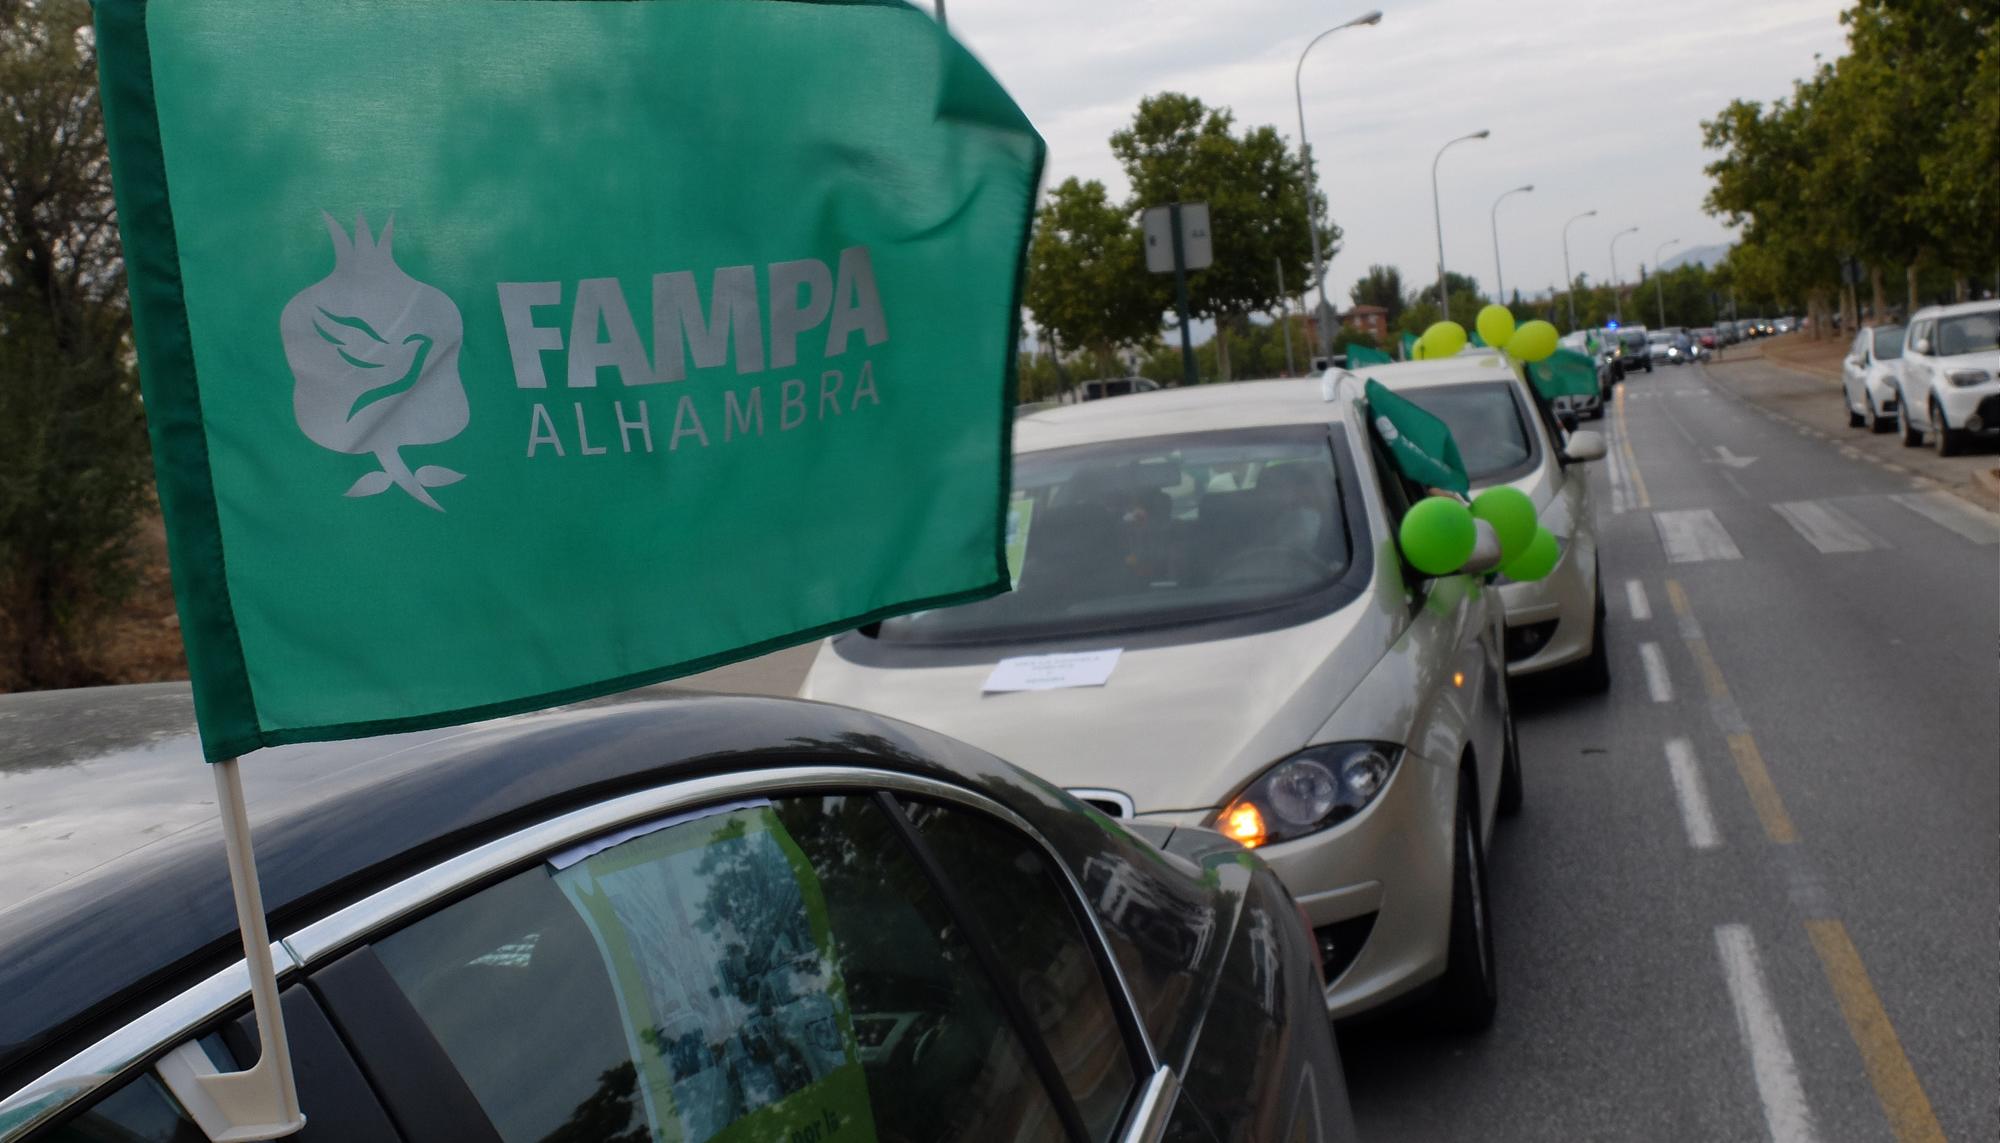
[1345,343,1394,367]
[95,0,1045,760]
[1525,348,1602,401]
[1364,379,1470,495]
[1399,331,1420,361]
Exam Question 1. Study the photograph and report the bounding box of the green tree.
[1022,178,1164,379]
[1,0,153,689]
[1111,93,1336,381]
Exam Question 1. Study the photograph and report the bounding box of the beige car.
[1365,357,1610,687]
[803,375,1518,1028]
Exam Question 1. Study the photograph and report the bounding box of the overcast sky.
[946,0,1851,308]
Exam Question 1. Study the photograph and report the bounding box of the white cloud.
[946,0,1850,308]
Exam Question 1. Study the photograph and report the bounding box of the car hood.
[801,598,1396,816]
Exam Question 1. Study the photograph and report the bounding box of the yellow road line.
[1805,920,1948,1143]
[1615,385,1652,508]
[1728,733,1799,844]
[1665,578,1691,616]
[1687,637,1732,700]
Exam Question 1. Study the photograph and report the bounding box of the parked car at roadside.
[804,375,1521,1030]
[1895,300,2000,456]
[0,688,1356,1141]
[1695,328,1718,350]
[1841,323,1906,434]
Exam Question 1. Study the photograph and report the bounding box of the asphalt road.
[676,365,1999,1142]
[1340,358,1998,1143]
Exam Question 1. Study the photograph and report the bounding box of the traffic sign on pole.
[1145,202,1211,386]
[1144,202,1212,273]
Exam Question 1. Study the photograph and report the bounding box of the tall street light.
[1489,184,1533,307]
[1562,209,1597,332]
[1654,238,1680,328]
[1294,9,1383,362]
[1432,129,1491,318]
[1609,225,1639,324]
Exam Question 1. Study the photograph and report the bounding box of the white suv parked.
[1896,300,2000,456]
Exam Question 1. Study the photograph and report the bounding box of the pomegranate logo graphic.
[281,214,468,510]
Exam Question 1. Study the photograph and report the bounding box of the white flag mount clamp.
[154,758,306,1140]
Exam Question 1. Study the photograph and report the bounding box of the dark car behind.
[0,685,1354,1142]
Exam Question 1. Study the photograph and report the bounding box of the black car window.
[1397,381,1540,483]
[901,799,1142,1140]
[875,427,1356,646]
[372,796,1069,1143]
[36,1074,204,1142]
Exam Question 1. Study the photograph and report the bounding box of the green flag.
[1399,331,1419,361]
[1526,348,1602,400]
[1364,379,1470,495]
[96,0,1045,760]
[1346,343,1394,367]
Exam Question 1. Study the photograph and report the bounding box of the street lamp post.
[1432,129,1491,320]
[1294,10,1383,363]
[1489,184,1533,308]
[1653,238,1680,328]
[1561,209,1596,332]
[1609,226,1639,324]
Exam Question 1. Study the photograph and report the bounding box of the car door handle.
[1121,1065,1181,1143]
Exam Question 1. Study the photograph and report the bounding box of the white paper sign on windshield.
[983,649,1123,693]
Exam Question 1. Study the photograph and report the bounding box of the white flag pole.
[156,758,306,1139]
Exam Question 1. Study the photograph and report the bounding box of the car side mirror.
[1461,519,1504,576]
[1563,429,1608,463]
[1912,338,1931,355]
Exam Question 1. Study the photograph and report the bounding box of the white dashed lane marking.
[1890,491,2000,544]
[1655,509,1744,563]
[1716,925,1823,1143]
[1665,739,1721,850]
[1638,642,1674,703]
[1771,500,1885,554]
[1626,579,1652,621]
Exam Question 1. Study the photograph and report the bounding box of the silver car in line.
[802,376,1518,1029]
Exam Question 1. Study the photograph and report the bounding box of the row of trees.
[1,0,152,689]
[1023,92,1337,387]
[1700,0,1998,333]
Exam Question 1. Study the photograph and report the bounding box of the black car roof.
[0,682,1115,1095]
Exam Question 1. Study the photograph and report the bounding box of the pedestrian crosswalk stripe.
[1771,500,1885,554]
[1655,509,1743,563]
[1889,492,2000,545]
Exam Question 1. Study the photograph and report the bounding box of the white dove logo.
[281,213,469,510]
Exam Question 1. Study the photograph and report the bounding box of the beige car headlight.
[1217,742,1405,848]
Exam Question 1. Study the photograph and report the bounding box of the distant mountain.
[1661,243,1732,272]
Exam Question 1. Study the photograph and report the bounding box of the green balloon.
[1400,496,1477,576]
[1500,527,1560,582]
[1471,487,1538,562]
[1476,305,1516,353]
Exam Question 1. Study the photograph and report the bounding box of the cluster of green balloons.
[1397,486,1561,581]
[1412,306,1562,364]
